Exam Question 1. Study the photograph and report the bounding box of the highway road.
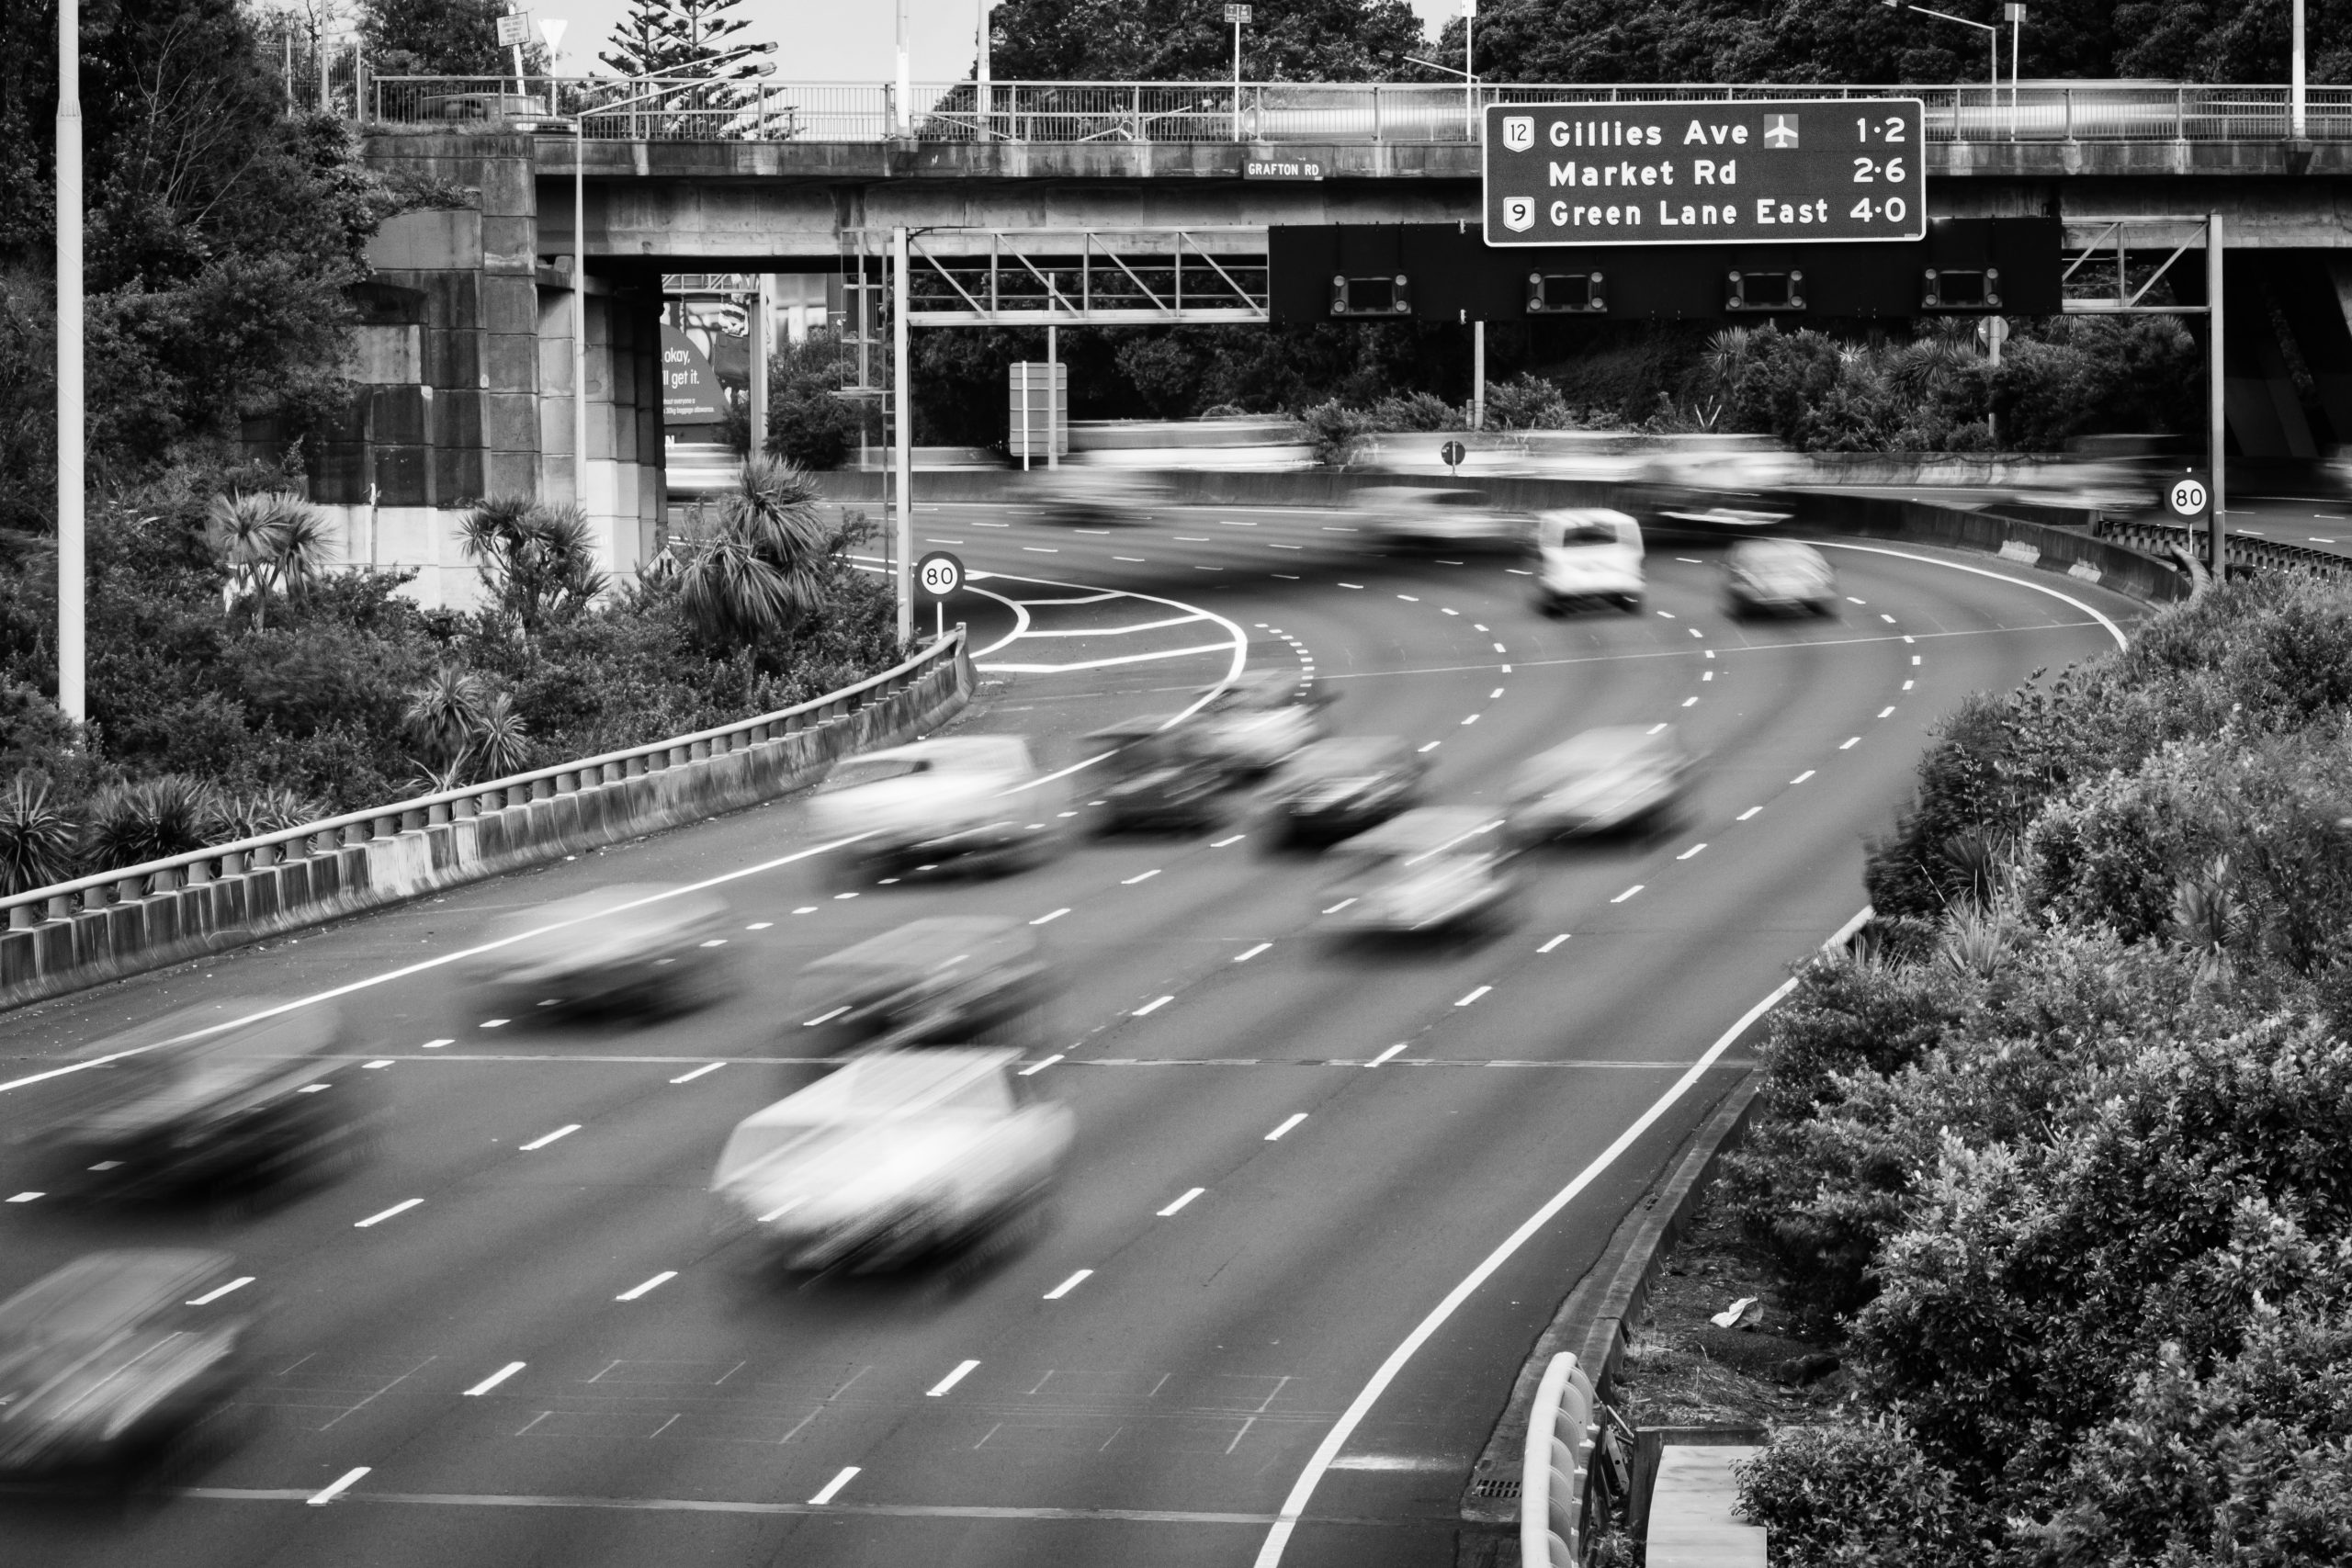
[0,502,2139,1567]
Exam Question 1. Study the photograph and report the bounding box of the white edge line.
[1810,539,2129,649]
[1249,911,1869,1567]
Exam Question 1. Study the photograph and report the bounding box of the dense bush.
[1733,573,2352,1566]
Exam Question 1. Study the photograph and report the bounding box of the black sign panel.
[1482,98,1927,248]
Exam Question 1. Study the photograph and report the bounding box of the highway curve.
[0,502,2138,1568]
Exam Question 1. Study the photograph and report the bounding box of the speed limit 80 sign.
[2166,475,2211,519]
[915,550,965,598]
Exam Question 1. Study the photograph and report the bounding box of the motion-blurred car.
[1318,807,1521,939]
[24,1002,379,1202]
[0,1250,258,1483]
[1086,716,1241,832]
[808,736,1067,883]
[1350,485,1531,547]
[1035,468,1172,525]
[1191,673,1333,774]
[1723,538,1838,617]
[1264,735,1429,846]
[710,1048,1074,1274]
[1508,726,1697,842]
[466,886,733,1020]
[1532,509,1645,615]
[795,918,1053,1048]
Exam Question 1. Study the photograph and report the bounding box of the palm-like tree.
[675,457,859,649]
[206,492,334,627]
[460,498,610,635]
[472,692,534,779]
[403,664,489,768]
[0,774,77,893]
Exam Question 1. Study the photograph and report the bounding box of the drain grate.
[1470,1477,1522,1500]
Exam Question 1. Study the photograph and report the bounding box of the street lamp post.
[57,0,83,725]
[1225,5,1250,142]
[1883,1,1997,114]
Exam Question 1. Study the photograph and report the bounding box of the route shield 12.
[1482,98,1927,248]
[916,550,965,599]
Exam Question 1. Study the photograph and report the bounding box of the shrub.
[1734,1420,1988,1568]
[0,773,76,893]
[82,774,220,871]
[1482,371,1572,429]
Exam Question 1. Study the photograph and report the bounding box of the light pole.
[1463,0,1476,136]
[1882,1,1997,116]
[976,0,992,141]
[57,0,83,725]
[1225,5,1250,142]
[2003,3,2023,136]
[895,0,912,137]
[2293,0,2307,139]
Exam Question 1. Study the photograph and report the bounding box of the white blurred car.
[1509,726,1697,842]
[710,1048,1074,1273]
[1350,485,1531,547]
[1724,539,1838,618]
[808,736,1066,882]
[1319,807,1521,939]
[794,917,1054,1049]
[467,886,733,1018]
[1192,673,1333,773]
[1532,509,1645,615]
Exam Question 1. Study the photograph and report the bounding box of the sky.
[527,0,1453,81]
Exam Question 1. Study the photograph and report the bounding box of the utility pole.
[56,0,84,725]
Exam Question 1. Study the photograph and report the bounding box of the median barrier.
[0,629,975,1013]
[1521,1352,1604,1568]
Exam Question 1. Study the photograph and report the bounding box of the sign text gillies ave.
[1482,99,1927,248]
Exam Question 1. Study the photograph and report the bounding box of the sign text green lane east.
[1481,99,1927,248]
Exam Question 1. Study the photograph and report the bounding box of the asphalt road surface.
[0,504,2140,1567]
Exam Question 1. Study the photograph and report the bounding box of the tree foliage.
[988,0,1427,81]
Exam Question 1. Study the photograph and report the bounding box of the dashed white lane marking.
[1043,1270,1092,1300]
[1839,737,1860,750]
[1703,671,1714,682]
[308,1468,370,1506]
[1878,705,1896,718]
[1367,1043,1408,1067]
[1846,595,1867,604]
[1657,611,1677,619]
[1689,628,1704,638]
[465,1362,527,1397]
[1417,741,1440,753]
[1791,770,1815,784]
[424,1038,453,1049]
[1881,613,1896,623]
[808,1468,861,1506]
[1158,1188,1206,1216]
[1019,1055,1065,1077]
[1645,723,1668,736]
[1736,807,1762,820]
[187,1277,255,1306]
[1681,696,1699,707]
[1461,714,1480,725]
[1031,908,1070,925]
[1114,556,1146,562]
[1273,573,1301,580]
[1396,595,1419,602]
[1490,687,1505,699]
[481,1020,509,1030]
[355,1199,424,1229]
[746,922,773,931]
[1265,1113,1308,1141]
[1234,942,1272,963]
[1677,843,1707,861]
[1902,680,1914,691]
[364,1059,393,1070]
[670,1063,724,1084]
[6,1191,40,1203]
[615,1271,677,1303]
[926,1360,981,1397]
[1454,986,1491,1007]
[833,892,858,900]
[1322,525,1356,531]
[1442,608,1460,615]
[1339,582,1364,590]
[801,1007,852,1027]
[794,906,818,915]
[1538,934,1569,953]
[1134,996,1175,1017]
[1174,536,1210,542]
[1611,886,1644,903]
[520,1125,580,1151]
[1491,642,1508,653]
[1122,869,1162,885]
[1213,834,1247,848]
[1911,654,1921,664]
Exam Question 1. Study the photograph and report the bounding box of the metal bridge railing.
[368,77,2352,146]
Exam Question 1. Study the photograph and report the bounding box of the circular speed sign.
[915,550,965,599]
[2167,476,2210,519]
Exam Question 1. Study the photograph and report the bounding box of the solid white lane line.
[186,1277,255,1307]
[1043,1270,1092,1300]
[1677,843,1707,860]
[615,1271,677,1302]
[1611,885,1644,903]
[1031,908,1070,925]
[1736,807,1761,821]
[1454,986,1491,1007]
[308,1468,370,1506]
[354,1199,423,1228]
[1367,1043,1408,1066]
[1134,996,1175,1016]
[465,1362,527,1397]
[1159,1188,1206,1216]
[1812,541,2128,649]
[808,1468,860,1506]
[1791,770,1815,784]
[1249,913,1866,1568]
[1538,934,1569,953]
[802,1006,852,1027]
[520,1125,580,1151]
[1122,869,1162,885]
[670,1063,724,1084]
[927,1360,981,1397]
[1234,942,1272,963]
[1264,1113,1307,1141]
[1019,1055,1064,1076]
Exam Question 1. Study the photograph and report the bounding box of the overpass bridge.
[329,79,2352,604]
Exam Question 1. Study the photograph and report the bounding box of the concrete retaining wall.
[0,644,974,1012]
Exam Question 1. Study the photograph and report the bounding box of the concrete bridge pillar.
[2177,248,2352,462]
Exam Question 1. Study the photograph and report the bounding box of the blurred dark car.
[24,1002,379,1203]
[1265,735,1429,846]
[464,885,734,1021]
[1087,716,1241,833]
[0,1249,258,1483]
[1724,538,1838,618]
[796,917,1053,1049]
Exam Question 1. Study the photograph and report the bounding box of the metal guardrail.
[0,630,966,933]
[2098,517,2352,581]
[1521,1351,1602,1567]
[368,77,2352,147]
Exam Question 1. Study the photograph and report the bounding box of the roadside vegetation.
[1718,573,2352,1567]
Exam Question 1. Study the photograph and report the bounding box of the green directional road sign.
[1484,98,1926,249]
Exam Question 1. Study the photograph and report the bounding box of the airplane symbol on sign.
[1764,114,1799,149]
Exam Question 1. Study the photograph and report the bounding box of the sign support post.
[894,226,912,646]
[56,0,83,724]
[1046,324,1059,469]
[1472,320,1486,430]
[2208,211,2225,577]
